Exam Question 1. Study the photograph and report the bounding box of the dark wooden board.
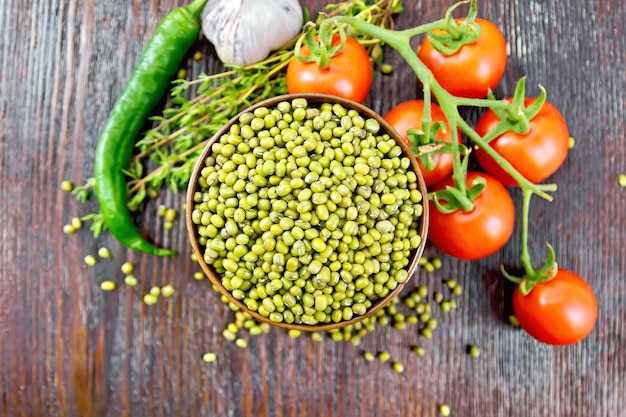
[0,0,624,416]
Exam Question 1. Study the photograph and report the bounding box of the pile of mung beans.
[190,98,424,326]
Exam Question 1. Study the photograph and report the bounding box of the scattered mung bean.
[438,404,451,416]
[161,284,175,297]
[568,137,575,149]
[71,217,82,230]
[97,247,111,259]
[508,315,521,327]
[124,275,138,286]
[380,63,394,75]
[84,255,97,266]
[392,361,404,373]
[468,345,481,358]
[100,281,116,291]
[121,262,134,275]
[61,180,74,192]
[412,346,426,357]
[143,294,158,305]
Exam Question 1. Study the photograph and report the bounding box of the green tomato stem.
[515,184,558,294]
[397,20,448,39]
[453,96,512,109]
[421,82,433,146]
[447,118,468,197]
[519,187,535,275]
[457,118,553,201]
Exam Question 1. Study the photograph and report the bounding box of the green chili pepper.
[93,0,207,256]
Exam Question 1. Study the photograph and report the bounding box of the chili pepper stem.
[185,0,209,18]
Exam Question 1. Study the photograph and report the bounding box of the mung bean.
[100,281,116,291]
[121,262,134,275]
[438,404,451,416]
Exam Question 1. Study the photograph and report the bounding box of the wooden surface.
[0,0,624,416]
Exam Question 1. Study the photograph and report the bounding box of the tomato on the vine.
[475,99,570,186]
[286,34,372,103]
[513,269,597,345]
[428,172,515,260]
[418,18,507,98]
[384,100,461,187]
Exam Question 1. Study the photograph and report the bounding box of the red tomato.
[428,172,515,260]
[418,18,507,98]
[286,35,372,103]
[475,99,570,186]
[384,100,461,187]
[513,269,598,345]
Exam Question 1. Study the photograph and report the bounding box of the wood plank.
[0,0,624,416]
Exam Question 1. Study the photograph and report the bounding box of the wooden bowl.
[186,93,429,331]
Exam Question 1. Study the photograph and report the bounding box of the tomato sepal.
[407,123,466,172]
[501,186,561,297]
[428,171,485,214]
[408,120,448,147]
[485,78,549,141]
[426,0,482,55]
[502,243,559,296]
[428,147,484,213]
[294,21,347,68]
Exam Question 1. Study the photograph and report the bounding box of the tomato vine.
[310,0,598,344]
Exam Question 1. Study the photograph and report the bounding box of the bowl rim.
[186,93,429,331]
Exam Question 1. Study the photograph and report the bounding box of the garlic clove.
[202,0,303,67]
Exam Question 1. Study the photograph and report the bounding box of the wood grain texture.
[0,0,624,416]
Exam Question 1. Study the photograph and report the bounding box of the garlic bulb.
[202,0,303,66]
